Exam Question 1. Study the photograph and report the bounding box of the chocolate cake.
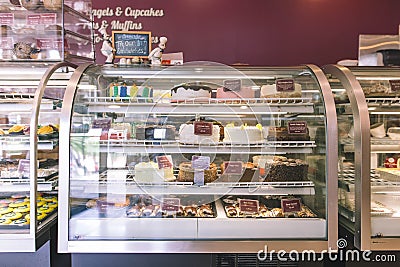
[263,156,308,182]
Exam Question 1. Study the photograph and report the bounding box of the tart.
[0,207,13,215]
[9,199,29,208]
[37,205,54,214]
[10,218,29,225]
[1,212,22,220]
[0,218,11,225]
[13,205,30,213]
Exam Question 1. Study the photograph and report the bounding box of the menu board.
[112,31,151,58]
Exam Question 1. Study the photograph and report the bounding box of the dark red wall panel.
[92,0,400,66]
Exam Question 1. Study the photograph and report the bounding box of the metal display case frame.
[58,63,338,253]
[324,65,400,251]
[0,62,76,252]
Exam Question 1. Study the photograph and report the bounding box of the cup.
[370,123,386,138]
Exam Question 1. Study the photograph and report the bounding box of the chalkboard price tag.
[276,79,295,92]
[281,198,302,213]
[112,31,151,58]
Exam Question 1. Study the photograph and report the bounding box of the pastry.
[126,206,141,217]
[43,0,62,10]
[0,207,13,215]
[184,206,197,217]
[20,0,41,10]
[10,218,29,225]
[9,199,28,208]
[216,86,255,100]
[1,211,22,220]
[177,162,218,183]
[267,126,310,141]
[13,205,30,213]
[38,205,54,214]
[0,218,11,225]
[9,0,21,6]
[8,124,25,135]
[261,82,302,98]
[171,83,212,102]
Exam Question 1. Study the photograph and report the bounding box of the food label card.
[239,199,259,214]
[93,118,111,140]
[27,14,41,25]
[192,156,210,186]
[157,155,173,169]
[194,121,213,136]
[0,13,14,25]
[153,128,166,139]
[276,79,295,92]
[18,159,30,178]
[0,37,13,49]
[223,161,243,174]
[288,121,308,134]
[389,80,400,92]
[40,13,57,25]
[281,198,301,213]
[161,198,180,212]
[223,79,242,92]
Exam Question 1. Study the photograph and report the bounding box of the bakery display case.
[0,0,93,63]
[58,63,338,253]
[0,62,75,252]
[324,65,400,250]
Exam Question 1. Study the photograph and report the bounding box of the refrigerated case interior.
[58,63,337,253]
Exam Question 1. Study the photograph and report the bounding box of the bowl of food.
[387,127,400,140]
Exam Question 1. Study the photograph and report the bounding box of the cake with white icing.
[134,162,175,182]
[223,124,263,144]
[171,84,212,102]
[179,123,220,144]
[261,82,302,98]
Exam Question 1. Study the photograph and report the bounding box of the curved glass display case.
[0,0,93,64]
[58,63,338,253]
[0,62,75,252]
[324,65,400,251]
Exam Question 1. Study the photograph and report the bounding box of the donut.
[43,0,62,11]
[19,0,41,10]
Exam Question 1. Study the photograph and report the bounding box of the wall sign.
[112,31,151,58]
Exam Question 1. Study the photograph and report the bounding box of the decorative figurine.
[148,36,167,65]
[98,23,115,64]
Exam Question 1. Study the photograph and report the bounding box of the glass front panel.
[68,63,329,242]
[328,74,356,227]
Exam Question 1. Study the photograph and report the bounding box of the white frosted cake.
[179,124,220,144]
[171,84,212,102]
[134,162,174,182]
[261,83,302,98]
[223,124,263,144]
